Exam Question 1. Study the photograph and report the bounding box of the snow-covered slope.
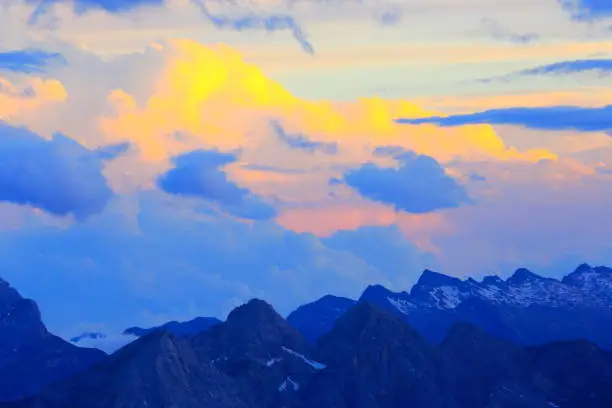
[290,263,612,348]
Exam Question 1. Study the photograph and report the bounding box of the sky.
[1,0,612,340]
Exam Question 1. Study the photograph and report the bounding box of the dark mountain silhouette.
[0,278,105,402]
[10,331,251,408]
[4,297,612,408]
[286,295,356,343]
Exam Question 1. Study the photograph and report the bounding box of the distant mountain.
[0,278,105,402]
[5,298,612,408]
[286,295,356,343]
[289,264,612,349]
[69,332,106,343]
[123,316,222,337]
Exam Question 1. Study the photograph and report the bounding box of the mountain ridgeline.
[1,263,612,407]
[289,263,612,348]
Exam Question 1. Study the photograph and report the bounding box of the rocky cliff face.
[0,278,105,401]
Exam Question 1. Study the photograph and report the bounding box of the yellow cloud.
[100,38,555,166]
[0,76,67,122]
[97,38,560,237]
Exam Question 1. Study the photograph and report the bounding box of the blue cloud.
[0,50,65,73]
[0,191,433,334]
[270,121,338,155]
[517,59,612,76]
[372,145,408,158]
[559,0,612,20]
[0,122,115,219]
[395,105,612,132]
[26,0,164,15]
[158,149,277,220]
[482,59,612,82]
[191,0,314,54]
[338,151,471,213]
[480,18,539,44]
[469,173,487,182]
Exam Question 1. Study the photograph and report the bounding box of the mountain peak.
[507,268,545,285]
[574,263,593,274]
[322,301,420,345]
[226,298,281,327]
[415,269,463,288]
[482,275,504,285]
[359,284,398,302]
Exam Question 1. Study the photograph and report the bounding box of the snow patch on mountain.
[281,346,326,370]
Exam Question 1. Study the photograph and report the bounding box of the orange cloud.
[98,39,560,236]
[0,76,67,122]
[100,39,555,165]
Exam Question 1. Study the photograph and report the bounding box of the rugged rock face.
[190,299,324,408]
[0,278,105,402]
[289,264,612,348]
[11,331,252,408]
[3,296,612,408]
[297,302,459,408]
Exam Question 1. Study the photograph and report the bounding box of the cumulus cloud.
[396,105,612,133]
[0,191,434,334]
[100,40,554,166]
[158,149,277,220]
[0,49,65,73]
[270,120,338,155]
[0,75,67,120]
[338,150,471,214]
[0,122,116,219]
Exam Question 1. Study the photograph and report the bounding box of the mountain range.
[5,298,612,408]
[289,263,612,348]
[1,263,612,406]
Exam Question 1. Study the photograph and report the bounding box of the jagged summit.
[226,298,284,328]
[482,275,504,285]
[359,283,398,301]
[415,269,464,288]
[286,295,356,344]
[506,267,546,285]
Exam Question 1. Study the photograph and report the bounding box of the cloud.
[0,122,115,219]
[26,0,165,15]
[0,191,434,333]
[480,18,539,44]
[0,76,67,120]
[157,149,277,220]
[481,59,612,82]
[192,0,314,54]
[396,105,612,133]
[100,40,554,167]
[516,59,612,76]
[338,151,471,214]
[0,49,65,73]
[270,120,338,155]
[559,0,612,20]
